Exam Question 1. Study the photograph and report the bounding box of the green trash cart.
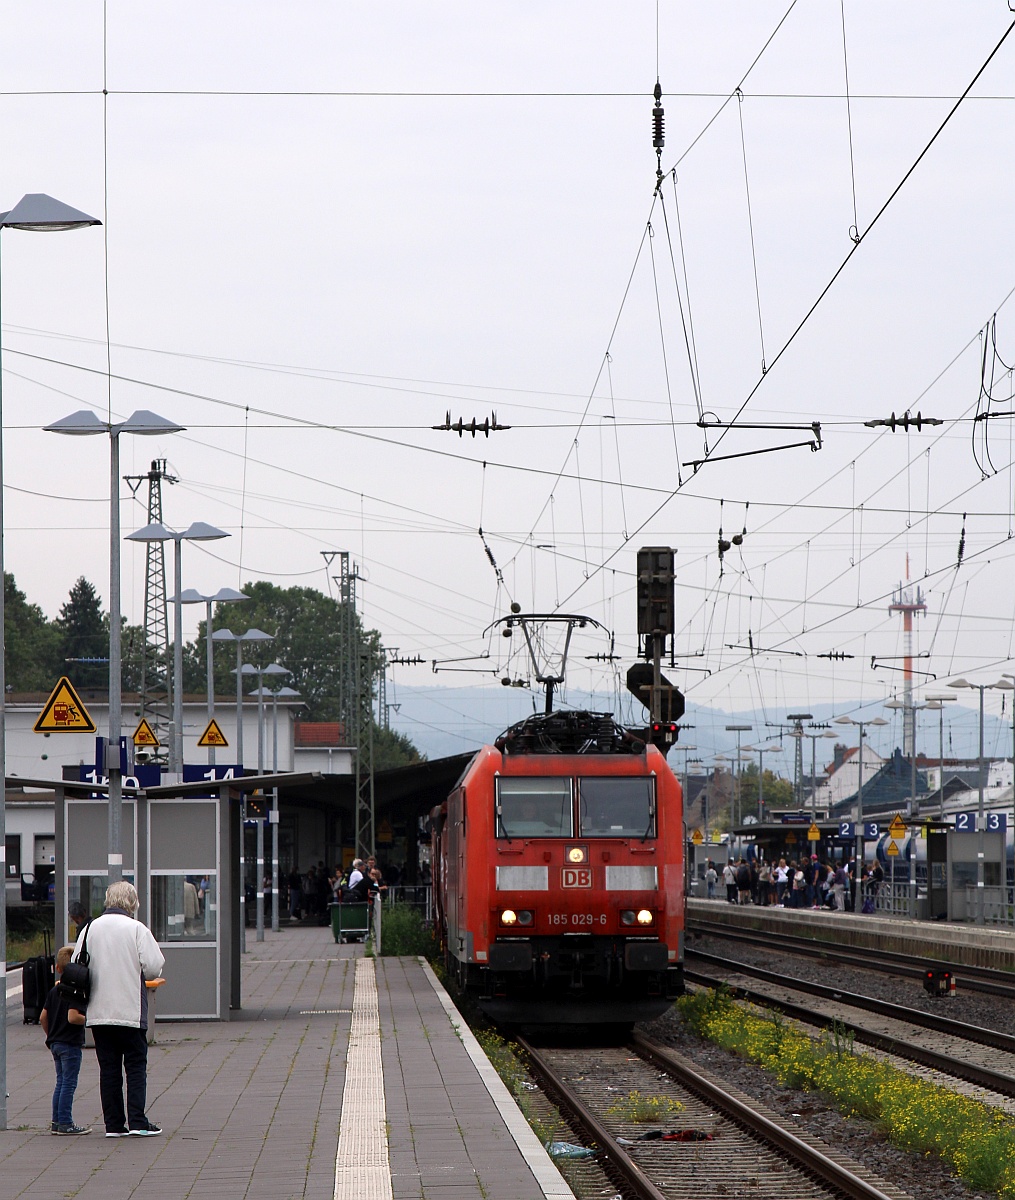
[331,901,370,943]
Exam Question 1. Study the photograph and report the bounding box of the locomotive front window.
[579,777,655,838]
[497,778,573,838]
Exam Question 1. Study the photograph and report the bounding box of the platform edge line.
[418,956,578,1200]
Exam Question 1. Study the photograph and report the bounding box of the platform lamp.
[724,724,752,827]
[1,193,102,1135]
[946,678,1014,925]
[924,695,957,819]
[128,523,231,776]
[46,410,186,875]
[270,684,302,931]
[833,715,888,913]
[242,662,288,943]
[213,627,273,952]
[798,729,838,817]
[174,587,249,765]
[741,745,783,824]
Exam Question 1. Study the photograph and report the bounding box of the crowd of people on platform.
[282,857,408,923]
[703,854,885,912]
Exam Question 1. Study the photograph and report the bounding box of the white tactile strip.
[334,957,393,1200]
[419,957,579,1200]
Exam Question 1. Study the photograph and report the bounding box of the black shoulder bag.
[58,921,92,1007]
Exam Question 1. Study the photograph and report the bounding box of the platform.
[687,896,1015,970]
[2,927,574,1200]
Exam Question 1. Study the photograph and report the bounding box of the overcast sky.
[3,2,1015,761]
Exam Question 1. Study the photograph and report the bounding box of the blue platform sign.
[954,811,978,832]
[838,821,855,838]
[863,821,881,839]
[182,763,243,798]
[987,812,1008,831]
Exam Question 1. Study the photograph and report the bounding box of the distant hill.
[388,683,1011,767]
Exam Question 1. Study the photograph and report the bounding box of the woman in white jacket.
[74,881,165,1137]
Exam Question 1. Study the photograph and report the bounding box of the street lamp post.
[885,697,930,918]
[175,588,249,764]
[725,724,752,827]
[247,663,288,942]
[46,409,185,888]
[741,745,783,823]
[213,627,273,951]
[126,523,231,775]
[1,193,101,1133]
[799,729,838,816]
[834,715,889,913]
[270,685,301,931]
[924,694,958,819]
[946,678,1015,924]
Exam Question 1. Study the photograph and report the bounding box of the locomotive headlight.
[566,844,587,864]
[500,909,518,925]
[620,910,635,925]
[516,910,534,926]
[636,909,654,925]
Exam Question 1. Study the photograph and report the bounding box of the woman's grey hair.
[105,881,139,914]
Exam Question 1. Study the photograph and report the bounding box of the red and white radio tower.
[887,558,927,758]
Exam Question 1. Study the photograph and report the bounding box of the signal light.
[566,845,588,864]
[636,909,654,925]
[924,968,952,996]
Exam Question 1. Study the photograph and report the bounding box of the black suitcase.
[22,930,55,1024]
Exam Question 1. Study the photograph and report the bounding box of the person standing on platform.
[74,881,165,1138]
[40,945,89,1135]
[704,861,717,899]
[722,860,736,903]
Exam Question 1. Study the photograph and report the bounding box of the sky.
[3,2,1015,770]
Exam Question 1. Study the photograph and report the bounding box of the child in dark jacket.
[40,944,89,1135]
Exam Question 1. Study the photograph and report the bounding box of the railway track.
[686,916,1015,998]
[517,1033,905,1200]
[686,952,1015,1102]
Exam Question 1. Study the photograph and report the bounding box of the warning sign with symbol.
[691,829,703,845]
[33,677,96,734]
[889,814,907,838]
[132,718,160,748]
[197,718,229,748]
[807,822,821,841]
[886,839,900,857]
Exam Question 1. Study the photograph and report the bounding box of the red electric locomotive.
[431,709,684,1026]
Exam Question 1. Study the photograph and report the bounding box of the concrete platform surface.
[2,926,573,1200]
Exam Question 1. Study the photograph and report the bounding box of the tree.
[55,577,107,689]
[188,580,420,768]
[739,762,794,818]
[4,572,61,691]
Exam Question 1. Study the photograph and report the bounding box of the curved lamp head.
[181,521,228,541]
[0,193,101,231]
[43,410,108,436]
[263,663,289,677]
[126,522,173,543]
[211,588,248,603]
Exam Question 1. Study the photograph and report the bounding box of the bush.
[678,987,1015,1197]
[378,904,437,957]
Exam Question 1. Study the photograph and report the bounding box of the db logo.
[561,867,592,888]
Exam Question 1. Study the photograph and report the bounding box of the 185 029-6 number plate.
[561,867,592,887]
[548,913,607,926]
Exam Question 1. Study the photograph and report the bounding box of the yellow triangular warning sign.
[886,839,900,856]
[197,718,229,748]
[132,718,160,748]
[691,828,703,845]
[33,677,96,734]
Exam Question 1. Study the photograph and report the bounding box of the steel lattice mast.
[124,459,176,755]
